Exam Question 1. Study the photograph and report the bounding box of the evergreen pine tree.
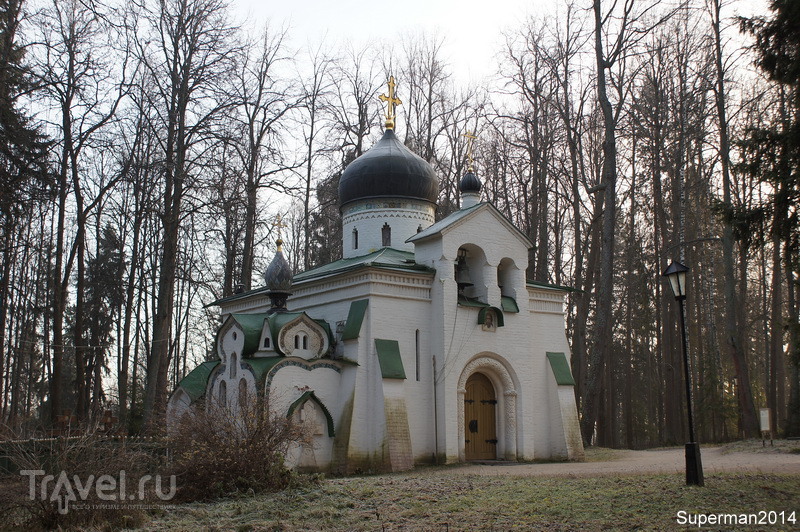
[0,0,50,421]
[0,0,50,224]
[741,0,800,436]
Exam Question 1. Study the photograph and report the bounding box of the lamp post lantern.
[662,260,704,486]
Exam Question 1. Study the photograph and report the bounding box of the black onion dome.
[264,242,293,293]
[459,170,482,193]
[338,129,439,208]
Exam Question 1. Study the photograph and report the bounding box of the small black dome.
[459,171,482,193]
[265,242,292,293]
[339,129,439,208]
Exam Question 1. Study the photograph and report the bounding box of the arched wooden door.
[464,372,497,460]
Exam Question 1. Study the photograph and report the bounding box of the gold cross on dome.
[274,214,287,251]
[463,131,478,171]
[379,76,402,130]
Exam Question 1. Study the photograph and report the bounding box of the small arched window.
[229,353,237,378]
[264,336,271,349]
[497,257,517,299]
[218,380,227,407]
[294,335,299,349]
[302,335,308,350]
[382,223,391,246]
[238,378,248,408]
[353,228,359,250]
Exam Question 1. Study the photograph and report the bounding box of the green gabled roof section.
[406,202,482,242]
[407,202,533,248]
[293,247,434,284]
[214,312,334,358]
[264,312,334,356]
[209,249,434,307]
[342,299,368,340]
[527,279,578,292]
[547,352,576,386]
[457,294,488,308]
[501,296,519,313]
[242,356,284,385]
[213,313,266,359]
[286,391,335,437]
[374,339,406,379]
[231,313,268,357]
[457,295,505,327]
[176,361,219,402]
[207,286,269,307]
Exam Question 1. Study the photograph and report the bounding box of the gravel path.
[453,446,800,477]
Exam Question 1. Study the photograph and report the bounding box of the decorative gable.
[407,202,533,249]
[278,313,330,360]
[217,318,244,367]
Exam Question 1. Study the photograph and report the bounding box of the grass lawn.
[143,470,799,531]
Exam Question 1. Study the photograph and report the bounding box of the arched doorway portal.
[457,354,518,461]
[464,372,497,460]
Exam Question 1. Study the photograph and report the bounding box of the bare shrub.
[0,432,164,530]
[168,396,311,502]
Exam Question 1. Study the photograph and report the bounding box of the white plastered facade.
[167,199,584,472]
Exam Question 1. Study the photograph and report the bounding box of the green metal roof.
[176,361,219,401]
[213,314,265,359]
[209,248,433,307]
[293,247,434,283]
[526,279,577,292]
[215,312,333,358]
[231,314,267,357]
[546,352,576,386]
[501,296,519,313]
[341,299,368,340]
[374,339,406,379]
[457,294,489,308]
[207,287,269,307]
[457,295,505,327]
[264,312,334,355]
[242,356,284,385]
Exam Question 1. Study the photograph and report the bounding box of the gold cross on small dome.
[379,76,402,130]
[274,214,287,251]
[463,131,478,171]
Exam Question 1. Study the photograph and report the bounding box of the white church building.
[166,83,584,472]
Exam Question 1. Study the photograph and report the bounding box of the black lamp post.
[662,260,704,486]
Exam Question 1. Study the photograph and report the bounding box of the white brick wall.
[172,202,584,471]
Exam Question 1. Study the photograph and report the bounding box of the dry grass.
[720,438,800,455]
[141,468,800,531]
[582,446,627,462]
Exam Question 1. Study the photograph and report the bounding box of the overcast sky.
[234,0,550,84]
[233,0,766,87]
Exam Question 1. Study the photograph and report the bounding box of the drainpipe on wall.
[433,355,439,463]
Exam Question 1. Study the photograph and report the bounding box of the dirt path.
[452,446,800,477]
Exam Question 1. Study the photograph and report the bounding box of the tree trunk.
[240,170,258,289]
[143,179,181,430]
[710,0,759,437]
[581,0,619,444]
[785,241,800,436]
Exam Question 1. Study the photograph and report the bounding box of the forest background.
[0,0,797,447]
